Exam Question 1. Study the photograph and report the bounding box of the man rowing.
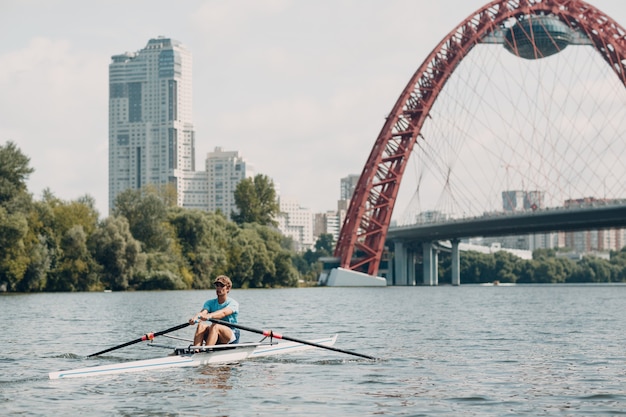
[189,275,240,346]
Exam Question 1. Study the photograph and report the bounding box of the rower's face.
[215,282,229,295]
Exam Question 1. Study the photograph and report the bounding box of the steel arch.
[335,0,626,276]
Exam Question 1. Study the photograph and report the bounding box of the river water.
[1,284,625,416]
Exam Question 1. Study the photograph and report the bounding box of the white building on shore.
[276,196,314,251]
[205,147,254,220]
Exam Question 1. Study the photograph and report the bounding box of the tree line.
[0,141,330,292]
[437,247,626,284]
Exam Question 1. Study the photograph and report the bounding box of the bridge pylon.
[422,242,438,286]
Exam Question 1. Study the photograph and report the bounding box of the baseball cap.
[214,275,232,287]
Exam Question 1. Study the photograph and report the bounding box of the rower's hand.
[190,313,208,324]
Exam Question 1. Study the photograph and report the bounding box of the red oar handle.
[262,330,283,339]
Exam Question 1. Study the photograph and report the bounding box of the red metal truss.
[335,0,626,276]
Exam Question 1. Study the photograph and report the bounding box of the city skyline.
[2,0,625,218]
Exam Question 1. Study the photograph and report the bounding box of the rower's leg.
[206,324,219,345]
[193,323,209,346]
[205,324,233,345]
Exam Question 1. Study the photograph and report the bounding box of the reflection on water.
[2,285,626,416]
[197,365,237,390]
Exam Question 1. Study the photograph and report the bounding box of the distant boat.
[479,281,515,286]
[103,289,112,293]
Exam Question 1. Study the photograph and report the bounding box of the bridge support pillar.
[422,242,438,286]
[408,250,417,286]
[451,238,460,286]
[393,241,409,285]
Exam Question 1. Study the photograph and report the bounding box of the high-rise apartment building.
[276,196,314,251]
[206,147,254,219]
[491,189,554,250]
[108,37,195,211]
[340,174,359,201]
[502,190,544,212]
[563,197,626,252]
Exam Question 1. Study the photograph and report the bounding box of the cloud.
[0,36,108,211]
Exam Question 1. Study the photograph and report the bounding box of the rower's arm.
[189,309,209,324]
[206,307,233,320]
[190,307,232,324]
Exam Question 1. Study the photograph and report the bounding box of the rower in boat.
[189,275,240,347]
[48,276,377,380]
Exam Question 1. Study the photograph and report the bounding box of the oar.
[208,318,377,360]
[87,322,191,357]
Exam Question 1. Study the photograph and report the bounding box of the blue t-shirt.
[202,298,239,324]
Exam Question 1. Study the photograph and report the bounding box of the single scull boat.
[49,335,338,380]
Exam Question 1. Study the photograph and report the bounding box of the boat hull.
[49,335,337,380]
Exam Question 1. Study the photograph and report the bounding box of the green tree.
[17,192,101,292]
[576,255,612,283]
[532,248,557,260]
[18,235,51,292]
[232,174,279,226]
[459,250,496,283]
[0,142,34,291]
[274,250,300,287]
[18,200,59,292]
[252,223,299,287]
[138,250,188,290]
[315,233,335,256]
[145,183,178,208]
[609,248,626,282]
[516,258,535,283]
[224,223,298,288]
[532,257,566,283]
[41,191,99,244]
[89,216,146,291]
[168,208,229,288]
[0,141,34,208]
[0,208,29,291]
[113,188,170,251]
[493,251,521,283]
[226,227,273,288]
[292,233,334,285]
[48,225,101,291]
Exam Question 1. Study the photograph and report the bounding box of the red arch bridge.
[322,0,626,286]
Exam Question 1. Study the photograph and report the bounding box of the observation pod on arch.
[503,14,573,59]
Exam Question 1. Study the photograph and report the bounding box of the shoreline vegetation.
[0,141,328,292]
[2,141,626,293]
[436,247,626,285]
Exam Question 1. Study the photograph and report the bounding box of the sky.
[1,0,625,218]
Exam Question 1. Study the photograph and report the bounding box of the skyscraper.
[108,37,195,212]
[340,174,359,201]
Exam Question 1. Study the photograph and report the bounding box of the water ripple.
[2,286,626,416]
